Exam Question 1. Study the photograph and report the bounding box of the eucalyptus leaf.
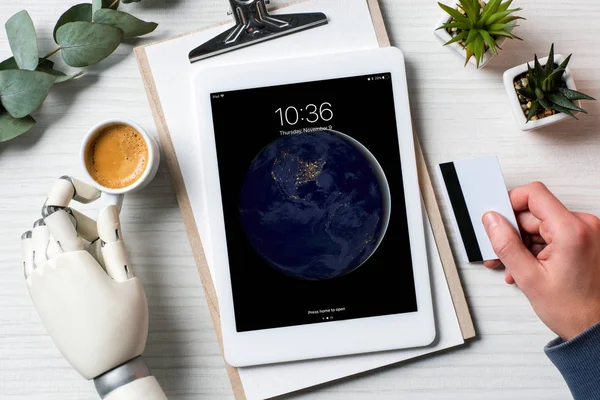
[36,60,83,83]
[56,22,123,67]
[0,0,155,143]
[1,57,78,83]
[53,4,92,43]
[0,57,19,71]
[0,70,55,119]
[93,9,158,38]
[5,10,39,71]
[0,108,36,142]
[36,59,55,70]
[92,0,103,17]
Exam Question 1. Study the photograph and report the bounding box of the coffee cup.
[81,119,160,209]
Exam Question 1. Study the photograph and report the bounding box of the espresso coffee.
[84,123,149,189]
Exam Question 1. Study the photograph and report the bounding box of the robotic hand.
[21,176,167,400]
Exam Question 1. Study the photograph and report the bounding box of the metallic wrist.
[94,357,152,399]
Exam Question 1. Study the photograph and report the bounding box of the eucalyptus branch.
[42,47,61,61]
[0,2,158,143]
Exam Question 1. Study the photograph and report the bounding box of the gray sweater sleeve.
[545,321,600,400]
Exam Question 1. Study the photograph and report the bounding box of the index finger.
[41,177,101,255]
[509,182,572,225]
[45,176,101,210]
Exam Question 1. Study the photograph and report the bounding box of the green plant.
[437,0,524,68]
[0,0,157,142]
[517,44,596,121]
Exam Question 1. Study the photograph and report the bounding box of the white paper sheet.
[237,209,463,399]
[143,1,464,398]
[146,0,379,276]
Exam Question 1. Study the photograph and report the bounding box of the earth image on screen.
[239,130,391,280]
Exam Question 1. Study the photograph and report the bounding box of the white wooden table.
[1,1,599,399]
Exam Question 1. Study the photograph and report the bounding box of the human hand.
[482,182,600,341]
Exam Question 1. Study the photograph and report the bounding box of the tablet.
[193,47,435,367]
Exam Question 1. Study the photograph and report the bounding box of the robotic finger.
[98,205,133,282]
[32,219,50,268]
[45,176,101,208]
[44,207,84,253]
[88,239,106,271]
[21,231,34,279]
[45,237,63,260]
[42,176,101,255]
[69,208,99,243]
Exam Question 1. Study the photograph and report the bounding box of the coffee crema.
[85,123,148,189]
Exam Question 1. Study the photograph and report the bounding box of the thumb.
[482,212,540,286]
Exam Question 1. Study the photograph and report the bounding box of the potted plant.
[434,0,524,68]
[503,44,596,131]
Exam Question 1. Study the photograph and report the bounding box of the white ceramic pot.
[433,11,509,69]
[503,54,579,131]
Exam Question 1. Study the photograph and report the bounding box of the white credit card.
[438,156,519,263]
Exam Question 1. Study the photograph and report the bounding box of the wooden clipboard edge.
[366,0,475,340]
[135,47,247,400]
[134,1,475,398]
[415,140,476,340]
[366,0,391,47]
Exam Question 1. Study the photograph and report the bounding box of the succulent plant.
[437,0,524,68]
[517,44,596,121]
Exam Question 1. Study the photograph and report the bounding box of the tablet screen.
[210,73,418,332]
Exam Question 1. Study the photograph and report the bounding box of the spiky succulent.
[437,0,524,68]
[518,44,596,121]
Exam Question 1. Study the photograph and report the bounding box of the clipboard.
[134,1,476,398]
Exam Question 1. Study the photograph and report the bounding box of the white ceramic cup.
[80,119,160,210]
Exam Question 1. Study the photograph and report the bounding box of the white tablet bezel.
[193,47,435,367]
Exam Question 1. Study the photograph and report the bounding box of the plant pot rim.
[503,54,579,131]
[433,11,509,68]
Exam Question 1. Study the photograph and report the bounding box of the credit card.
[438,156,519,263]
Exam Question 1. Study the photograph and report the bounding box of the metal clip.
[190,0,328,63]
